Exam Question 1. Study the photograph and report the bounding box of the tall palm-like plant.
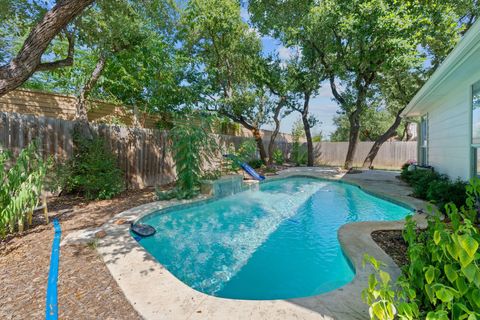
[0,142,48,237]
[168,114,216,199]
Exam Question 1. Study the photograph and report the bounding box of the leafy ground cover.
[365,178,480,320]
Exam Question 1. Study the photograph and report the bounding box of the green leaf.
[379,270,391,285]
[471,290,480,308]
[459,235,479,258]
[435,286,455,303]
[397,302,412,318]
[462,263,477,283]
[459,249,475,268]
[425,283,436,304]
[368,273,378,291]
[425,266,436,284]
[370,302,385,320]
[426,310,449,320]
[444,264,458,283]
[456,276,469,295]
[434,230,441,245]
[447,243,459,259]
[452,303,471,320]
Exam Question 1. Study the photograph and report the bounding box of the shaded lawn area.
[0,188,158,320]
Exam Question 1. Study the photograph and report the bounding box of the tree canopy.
[1,0,479,167]
[249,0,478,168]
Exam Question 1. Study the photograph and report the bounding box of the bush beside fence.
[0,112,175,189]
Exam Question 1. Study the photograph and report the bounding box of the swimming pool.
[135,177,412,300]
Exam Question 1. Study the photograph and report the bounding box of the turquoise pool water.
[135,177,411,300]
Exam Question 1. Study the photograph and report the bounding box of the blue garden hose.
[46,219,61,320]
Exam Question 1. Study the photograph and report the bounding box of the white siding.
[405,20,480,181]
[422,81,474,180]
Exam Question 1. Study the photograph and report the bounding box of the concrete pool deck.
[96,168,429,320]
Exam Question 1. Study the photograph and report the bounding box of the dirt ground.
[0,189,157,320]
[371,230,409,267]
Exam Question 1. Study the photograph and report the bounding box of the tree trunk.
[301,93,314,166]
[225,113,268,165]
[267,98,285,166]
[74,52,107,140]
[252,128,267,164]
[404,121,412,141]
[362,107,405,169]
[75,53,107,122]
[0,0,94,97]
[344,111,361,170]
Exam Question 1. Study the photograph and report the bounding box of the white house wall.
[423,84,472,180]
[403,20,480,181]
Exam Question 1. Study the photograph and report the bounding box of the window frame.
[419,114,429,166]
[471,80,480,177]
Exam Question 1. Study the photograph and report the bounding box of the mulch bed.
[0,188,158,320]
[371,230,409,267]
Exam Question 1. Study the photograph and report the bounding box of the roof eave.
[402,20,480,118]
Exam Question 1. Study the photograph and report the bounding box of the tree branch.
[329,75,346,105]
[0,0,94,96]
[36,30,75,71]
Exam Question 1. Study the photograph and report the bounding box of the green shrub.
[169,114,216,199]
[291,143,307,166]
[400,163,415,183]
[200,169,221,181]
[227,139,260,171]
[247,159,264,169]
[238,139,257,161]
[263,165,277,174]
[291,119,307,166]
[400,164,468,212]
[0,142,49,237]
[362,178,480,320]
[59,133,124,200]
[272,148,284,165]
[427,179,467,211]
[410,170,445,199]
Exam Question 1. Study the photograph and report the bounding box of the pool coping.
[96,168,428,320]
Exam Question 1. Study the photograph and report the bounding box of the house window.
[474,148,480,177]
[419,115,428,166]
[472,80,480,175]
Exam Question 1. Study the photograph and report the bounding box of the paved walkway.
[341,170,429,211]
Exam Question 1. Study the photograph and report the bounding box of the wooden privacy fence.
[0,88,298,141]
[313,141,417,169]
[0,112,288,189]
[0,112,417,189]
[0,88,161,128]
[0,112,176,189]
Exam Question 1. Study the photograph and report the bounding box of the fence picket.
[0,112,417,189]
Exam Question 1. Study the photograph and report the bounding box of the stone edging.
[97,169,427,320]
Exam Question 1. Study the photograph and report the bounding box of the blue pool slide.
[224,154,265,181]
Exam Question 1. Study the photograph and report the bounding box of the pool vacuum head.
[130,222,156,237]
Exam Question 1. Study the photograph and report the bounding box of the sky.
[240,7,340,138]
